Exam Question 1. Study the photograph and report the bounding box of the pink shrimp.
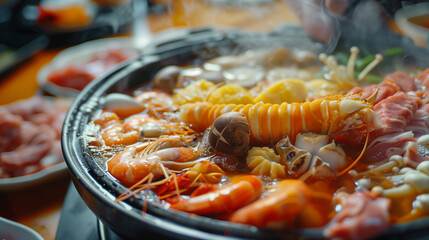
[93,112,140,146]
[133,91,176,118]
[108,137,199,186]
[122,115,162,132]
[324,191,390,240]
[230,179,332,228]
[169,175,263,215]
[93,113,195,146]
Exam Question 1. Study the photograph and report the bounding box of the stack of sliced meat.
[348,70,429,166]
[0,96,67,178]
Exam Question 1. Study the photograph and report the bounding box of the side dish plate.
[37,37,140,97]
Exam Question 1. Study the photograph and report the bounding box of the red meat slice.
[371,92,419,139]
[416,68,429,89]
[348,78,401,105]
[324,191,390,240]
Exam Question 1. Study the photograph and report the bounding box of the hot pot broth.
[85,46,429,239]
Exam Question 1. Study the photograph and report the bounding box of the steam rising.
[132,0,152,49]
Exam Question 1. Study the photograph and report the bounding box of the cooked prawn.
[123,116,162,132]
[108,136,199,187]
[94,113,195,146]
[134,91,176,118]
[94,112,140,146]
[124,116,195,137]
[230,179,332,228]
[169,175,263,215]
[179,94,381,143]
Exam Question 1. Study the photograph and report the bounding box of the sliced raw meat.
[384,72,416,92]
[348,78,401,105]
[417,68,429,89]
[363,132,415,163]
[403,141,429,168]
[371,92,419,139]
[324,191,390,240]
[405,107,429,138]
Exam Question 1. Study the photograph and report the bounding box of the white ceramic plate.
[0,217,44,240]
[37,37,140,97]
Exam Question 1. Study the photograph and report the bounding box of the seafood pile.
[87,47,429,240]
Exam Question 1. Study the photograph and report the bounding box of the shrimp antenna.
[142,174,154,215]
[190,173,202,186]
[334,117,371,177]
[116,173,154,202]
[173,173,180,198]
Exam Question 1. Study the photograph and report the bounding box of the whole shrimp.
[179,94,381,143]
[94,113,194,146]
[169,175,263,215]
[108,135,199,187]
[93,112,140,146]
[230,179,332,228]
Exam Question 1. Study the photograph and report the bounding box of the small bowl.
[394,2,429,47]
[37,37,140,97]
[0,217,43,240]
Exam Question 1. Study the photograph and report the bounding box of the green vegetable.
[383,47,403,58]
[360,74,383,84]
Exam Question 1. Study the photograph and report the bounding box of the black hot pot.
[62,27,429,240]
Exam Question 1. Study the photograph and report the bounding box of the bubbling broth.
[86,46,429,240]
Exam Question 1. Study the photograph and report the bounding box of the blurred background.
[1,0,428,104]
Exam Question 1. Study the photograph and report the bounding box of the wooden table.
[0,0,298,239]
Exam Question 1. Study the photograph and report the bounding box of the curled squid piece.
[324,191,391,240]
[275,133,347,179]
[183,160,225,184]
[230,179,332,228]
[246,147,286,179]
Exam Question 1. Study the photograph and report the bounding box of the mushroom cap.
[209,112,250,155]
